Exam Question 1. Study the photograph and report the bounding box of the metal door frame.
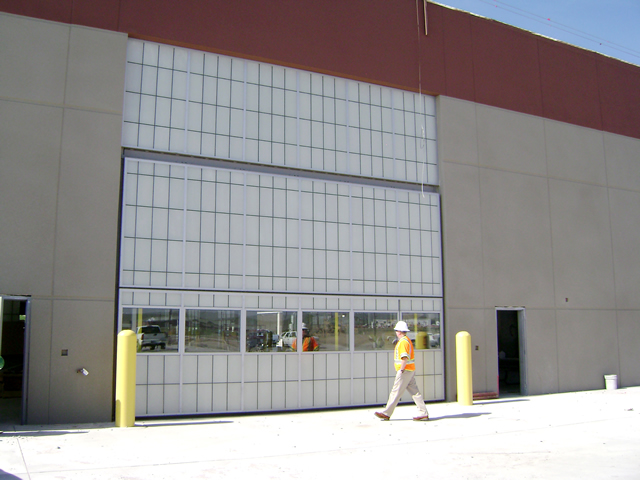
[0,295,31,424]
[496,307,527,396]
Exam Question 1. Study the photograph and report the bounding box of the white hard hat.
[394,321,410,332]
[302,323,308,330]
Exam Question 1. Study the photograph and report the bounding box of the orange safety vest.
[293,336,319,351]
[394,335,415,371]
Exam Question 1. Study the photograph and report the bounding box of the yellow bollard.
[456,331,473,406]
[115,329,137,427]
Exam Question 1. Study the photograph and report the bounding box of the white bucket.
[604,374,618,390]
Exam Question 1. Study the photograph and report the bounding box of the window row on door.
[122,307,441,354]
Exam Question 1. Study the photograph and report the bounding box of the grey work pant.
[381,369,428,417]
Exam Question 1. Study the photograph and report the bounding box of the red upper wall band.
[2,0,639,139]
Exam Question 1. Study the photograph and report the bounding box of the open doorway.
[497,309,526,396]
[0,296,29,425]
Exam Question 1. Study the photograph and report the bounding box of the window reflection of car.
[247,329,276,351]
[136,325,167,351]
[276,331,296,349]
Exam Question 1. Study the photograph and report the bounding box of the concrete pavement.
[1,387,639,479]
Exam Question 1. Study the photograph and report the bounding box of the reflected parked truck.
[136,325,167,351]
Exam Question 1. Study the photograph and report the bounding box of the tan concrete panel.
[604,132,640,192]
[65,26,128,112]
[440,162,484,307]
[549,179,615,309]
[48,299,115,424]
[556,309,619,392]
[479,169,555,308]
[616,310,640,387]
[476,105,547,177]
[53,109,122,299]
[608,188,640,310]
[25,298,53,424]
[437,96,478,166]
[0,100,63,296]
[0,14,69,104]
[521,309,559,395]
[444,308,488,398]
[544,119,606,185]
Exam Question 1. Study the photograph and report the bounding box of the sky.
[432,0,640,67]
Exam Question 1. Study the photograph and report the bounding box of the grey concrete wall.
[0,13,127,423]
[438,96,640,400]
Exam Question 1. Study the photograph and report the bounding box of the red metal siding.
[441,7,475,102]
[538,39,602,131]
[0,0,73,23]
[1,0,639,140]
[598,59,640,139]
[71,0,121,31]
[417,3,447,95]
[469,18,543,117]
[117,0,424,90]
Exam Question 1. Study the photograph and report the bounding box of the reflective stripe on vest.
[394,336,415,366]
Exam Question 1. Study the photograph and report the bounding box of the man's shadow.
[394,412,490,421]
[428,412,490,421]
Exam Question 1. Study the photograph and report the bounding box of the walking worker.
[292,324,319,352]
[375,321,430,421]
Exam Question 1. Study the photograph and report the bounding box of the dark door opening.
[497,309,524,395]
[0,297,28,425]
